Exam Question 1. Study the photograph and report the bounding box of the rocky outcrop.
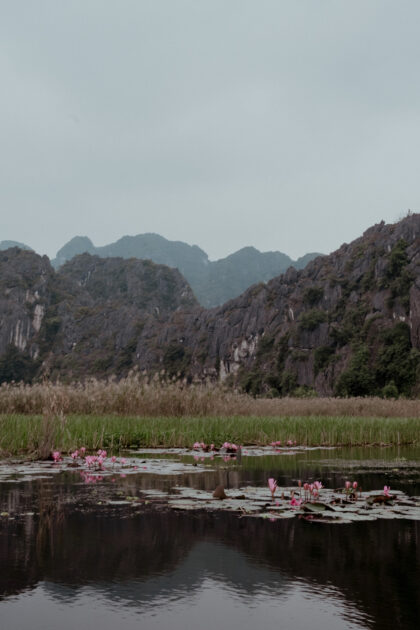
[0,249,55,361]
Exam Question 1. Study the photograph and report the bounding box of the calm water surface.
[1,446,419,629]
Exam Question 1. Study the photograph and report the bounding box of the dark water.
[1,446,419,629]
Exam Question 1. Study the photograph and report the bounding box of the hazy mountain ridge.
[0,240,33,251]
[51,234,321,307]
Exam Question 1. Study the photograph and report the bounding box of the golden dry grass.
[0,376,419,417]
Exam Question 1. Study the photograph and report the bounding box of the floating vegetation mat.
[140,486,420,524]
[0,455,207,483]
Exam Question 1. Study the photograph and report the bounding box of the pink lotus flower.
[384,485,391,497]
[313,481,323,491]
[345,481,351,489]
[80,447,86,455]
[111,456,117,464]
[193,442,201,450]
[290,497,302,507]
[268,478,277,498]
[52,451,61,463]
[71,450,79,459]
[353,481,358,489]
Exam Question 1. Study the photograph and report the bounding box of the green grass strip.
[0,414,419,456]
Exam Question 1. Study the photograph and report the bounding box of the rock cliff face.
[51,233,321,307]
[1,215,419,396]
[132,214,420,396]
[0,250,197,381]
[0,249,55,362]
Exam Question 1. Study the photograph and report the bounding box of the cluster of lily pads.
[193,441,240,453]
[141,475,420,524]
[192,440,299,454]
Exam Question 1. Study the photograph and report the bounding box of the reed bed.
[0,376,419,418]
[0,414,419,456]
[0,378,418,456]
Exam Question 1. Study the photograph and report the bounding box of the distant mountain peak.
[51,233,322,307]
[0,240,33,252]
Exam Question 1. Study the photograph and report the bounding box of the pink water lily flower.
[313,481,323,491]
[353,481,358,489]
[268,478,277,498]
[52,451,61,463]
[290,497,302,507]
[345,481,351,489]
[384,486,391,497]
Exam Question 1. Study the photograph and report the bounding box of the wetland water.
[1,446,419,629]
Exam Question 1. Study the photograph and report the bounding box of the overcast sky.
[1,1,419,261]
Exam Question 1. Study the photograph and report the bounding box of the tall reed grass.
[0,377,418,456]
[0,376,419,417]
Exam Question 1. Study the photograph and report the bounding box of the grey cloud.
[0,0,419,260]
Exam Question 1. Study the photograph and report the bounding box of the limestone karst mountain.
[0,214,419,396]
[0,248,197,381]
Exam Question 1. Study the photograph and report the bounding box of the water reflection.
[1,502,419,629]
[1,446,419,629]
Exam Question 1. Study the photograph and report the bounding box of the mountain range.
[1,235,321,308]
[0,214,419,397]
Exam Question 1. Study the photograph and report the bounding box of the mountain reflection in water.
[1,505,419,630]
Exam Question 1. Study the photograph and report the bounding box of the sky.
[1,0,419,261]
